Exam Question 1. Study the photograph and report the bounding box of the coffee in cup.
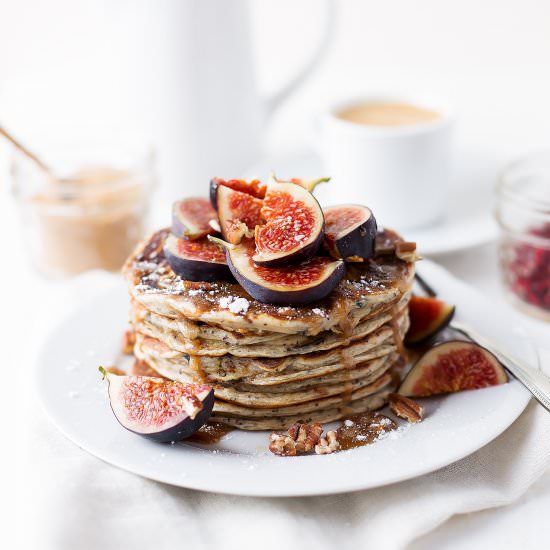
[336,101,440,127]
[317,96,453,230]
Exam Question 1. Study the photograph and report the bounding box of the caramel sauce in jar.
[13,149,155,277]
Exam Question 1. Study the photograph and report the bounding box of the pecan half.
[315,431,341,455]
[269,433,298,457]
[395,242,421,262]
[287,422,323,453]
[388,393,424,423]
[269,421,323,456]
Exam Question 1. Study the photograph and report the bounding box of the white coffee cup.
[316,95,454,230]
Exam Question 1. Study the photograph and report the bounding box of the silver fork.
[414,273,550,413]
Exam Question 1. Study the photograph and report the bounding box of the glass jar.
[11,140,156,278]
[496,150,550,321]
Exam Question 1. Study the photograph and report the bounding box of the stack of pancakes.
[123,229,415,430]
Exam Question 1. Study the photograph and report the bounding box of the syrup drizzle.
[186,422,235,444]
[188,354,207,384]
[336,413,397,450]
[390,305,406,360]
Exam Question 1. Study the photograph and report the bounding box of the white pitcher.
[135,0,334,200]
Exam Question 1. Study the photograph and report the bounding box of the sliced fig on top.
[323,204,378,261]
[212,237,345,306]
[398,341,508,397]
[405,296,455,345]
[99,368,214,443]
[216,184,263,245]
[253,175,325,267]
[210,177,266,208]
[164,233,233,282]
[172,197,218,240]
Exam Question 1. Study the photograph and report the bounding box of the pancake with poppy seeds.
[123,229,414,337]
[122,226,415,430]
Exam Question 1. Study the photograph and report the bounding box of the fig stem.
[268,171,331,193]
[98,366,108,380]
[305,177,330,193]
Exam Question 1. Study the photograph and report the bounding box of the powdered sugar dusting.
[219,296,250,315]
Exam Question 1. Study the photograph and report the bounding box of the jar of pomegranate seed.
[497,150,550,321]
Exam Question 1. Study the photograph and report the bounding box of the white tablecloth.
[8,194,550,550]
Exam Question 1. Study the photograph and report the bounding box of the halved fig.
[210,177,266,208]
[164,233,233,282]
[99,368,214,442]
[216,184,263,244]
[212,237,345,306]
[253,174,325,267]
[398,341,508,397]
[323,204,378,261]
[172,197,217,240]
[405,296,456,345]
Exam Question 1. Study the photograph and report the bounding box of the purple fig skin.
[398,341,508,398]
[224,241,345,306]
[405,296,456,346]
[209,178,221,210]
[323,205,378,261]
[171,198,217,240]
[164,234,234,282]
[136,390,215,443]
[252,178,325,268]
[209,177,266,209]
[106,373,215,443]
[252,228,324,268]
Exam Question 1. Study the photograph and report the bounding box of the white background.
[1,0,550,174]
[2,1,550,548]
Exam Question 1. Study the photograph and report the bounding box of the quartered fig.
[216,184,263,245]
[172,197,217,240]
[323,204,377,261]
[99,368,214,442]
[398,341,508,397]
[253,174,325,267]
[210,177,266,208]
[164,233,233,282]
[212,237,345,306]
[405,295,455,345]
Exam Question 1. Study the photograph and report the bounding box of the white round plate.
[36,260,535,497]
[245,151,498,256]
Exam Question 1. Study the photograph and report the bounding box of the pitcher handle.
[265,0,336,115]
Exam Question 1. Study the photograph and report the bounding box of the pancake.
[136,352,394,420]
[134,313,408,386]
[137,346,396,404]
[210,390,390,430]
[133,295,410,358]
[131,291,411,357]
[123,228,414,337]
[123,227,415,430]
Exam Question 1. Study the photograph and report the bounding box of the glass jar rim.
[10,140,156,210]
[498,148,550,213]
